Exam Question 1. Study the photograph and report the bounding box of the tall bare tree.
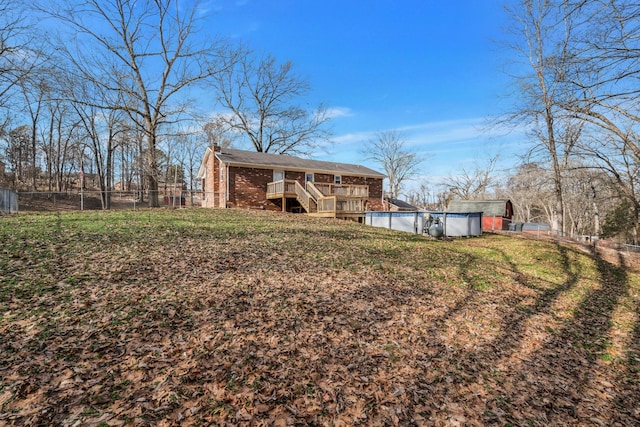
[364,129,421,199]
[42,0,224,207]
[72,88,128,209]
[556,1,640,241]
[503,0,579,233]
[39,99,83,192]
[214,49,331,155]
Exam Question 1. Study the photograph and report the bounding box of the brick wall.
[314,173,333,183]
[229,166,281,211]
[285,171,304,181]
[202,149,215,208]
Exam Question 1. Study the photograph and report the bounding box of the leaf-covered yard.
[1,209,639,426]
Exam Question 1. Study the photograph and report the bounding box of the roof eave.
[215,155,385,179]
[196,147,213,180]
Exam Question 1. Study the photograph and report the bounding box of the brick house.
[197,146,385,220]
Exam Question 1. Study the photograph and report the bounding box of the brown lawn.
[1,209,638,426]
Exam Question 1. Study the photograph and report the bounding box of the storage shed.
[447,200,513,231]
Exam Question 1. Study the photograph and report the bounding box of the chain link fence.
[16,190,203,212]
[8,190,640,255]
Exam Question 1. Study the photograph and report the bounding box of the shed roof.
[385,197,418,210]
[214,148,385,178]
[448,200,512,217]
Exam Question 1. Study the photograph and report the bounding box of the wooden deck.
[266,180,369,218]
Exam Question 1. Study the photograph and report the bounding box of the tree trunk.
[147,132,159,207]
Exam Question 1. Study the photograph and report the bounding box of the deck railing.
[336,198,366,212]
[313,183,369,197]
[266,179,297,198]
[305,181,324,201]
[317,196,366,214]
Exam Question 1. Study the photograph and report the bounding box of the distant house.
[385,197,418,211]
[447,199,514,231]
[197,146,385,220]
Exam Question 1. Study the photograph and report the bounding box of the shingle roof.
[215,148,385,178]
[448,200,511,217]
[385,197,418,210]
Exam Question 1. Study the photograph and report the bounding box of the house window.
[273,170,284,181]
[334,175,342,185]
[305,173,314,183]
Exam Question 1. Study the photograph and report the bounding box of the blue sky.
[203,0,526,188]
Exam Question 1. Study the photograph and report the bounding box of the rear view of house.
[197,146,385,220]
[447,199,514,231]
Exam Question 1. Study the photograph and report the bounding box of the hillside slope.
[1,209,639,426]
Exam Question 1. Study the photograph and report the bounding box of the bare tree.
[406,180,445,210]
[502,0,580,233]
[0,1,32,113]
[73,91,128,209]
[553,1,640,242]
[203,115,235,149]
[364,129,421,199]
[498,162,552,223]
[214,49,331,155]
[5,125,31,187]
[576,134,640,243]
[178,132,207,206]
[40,99,83,192]
[42,0,224,207]
[446,155,499,200]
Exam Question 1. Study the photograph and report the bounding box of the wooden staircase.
[294,181,317,213]
[266,179,369,219]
